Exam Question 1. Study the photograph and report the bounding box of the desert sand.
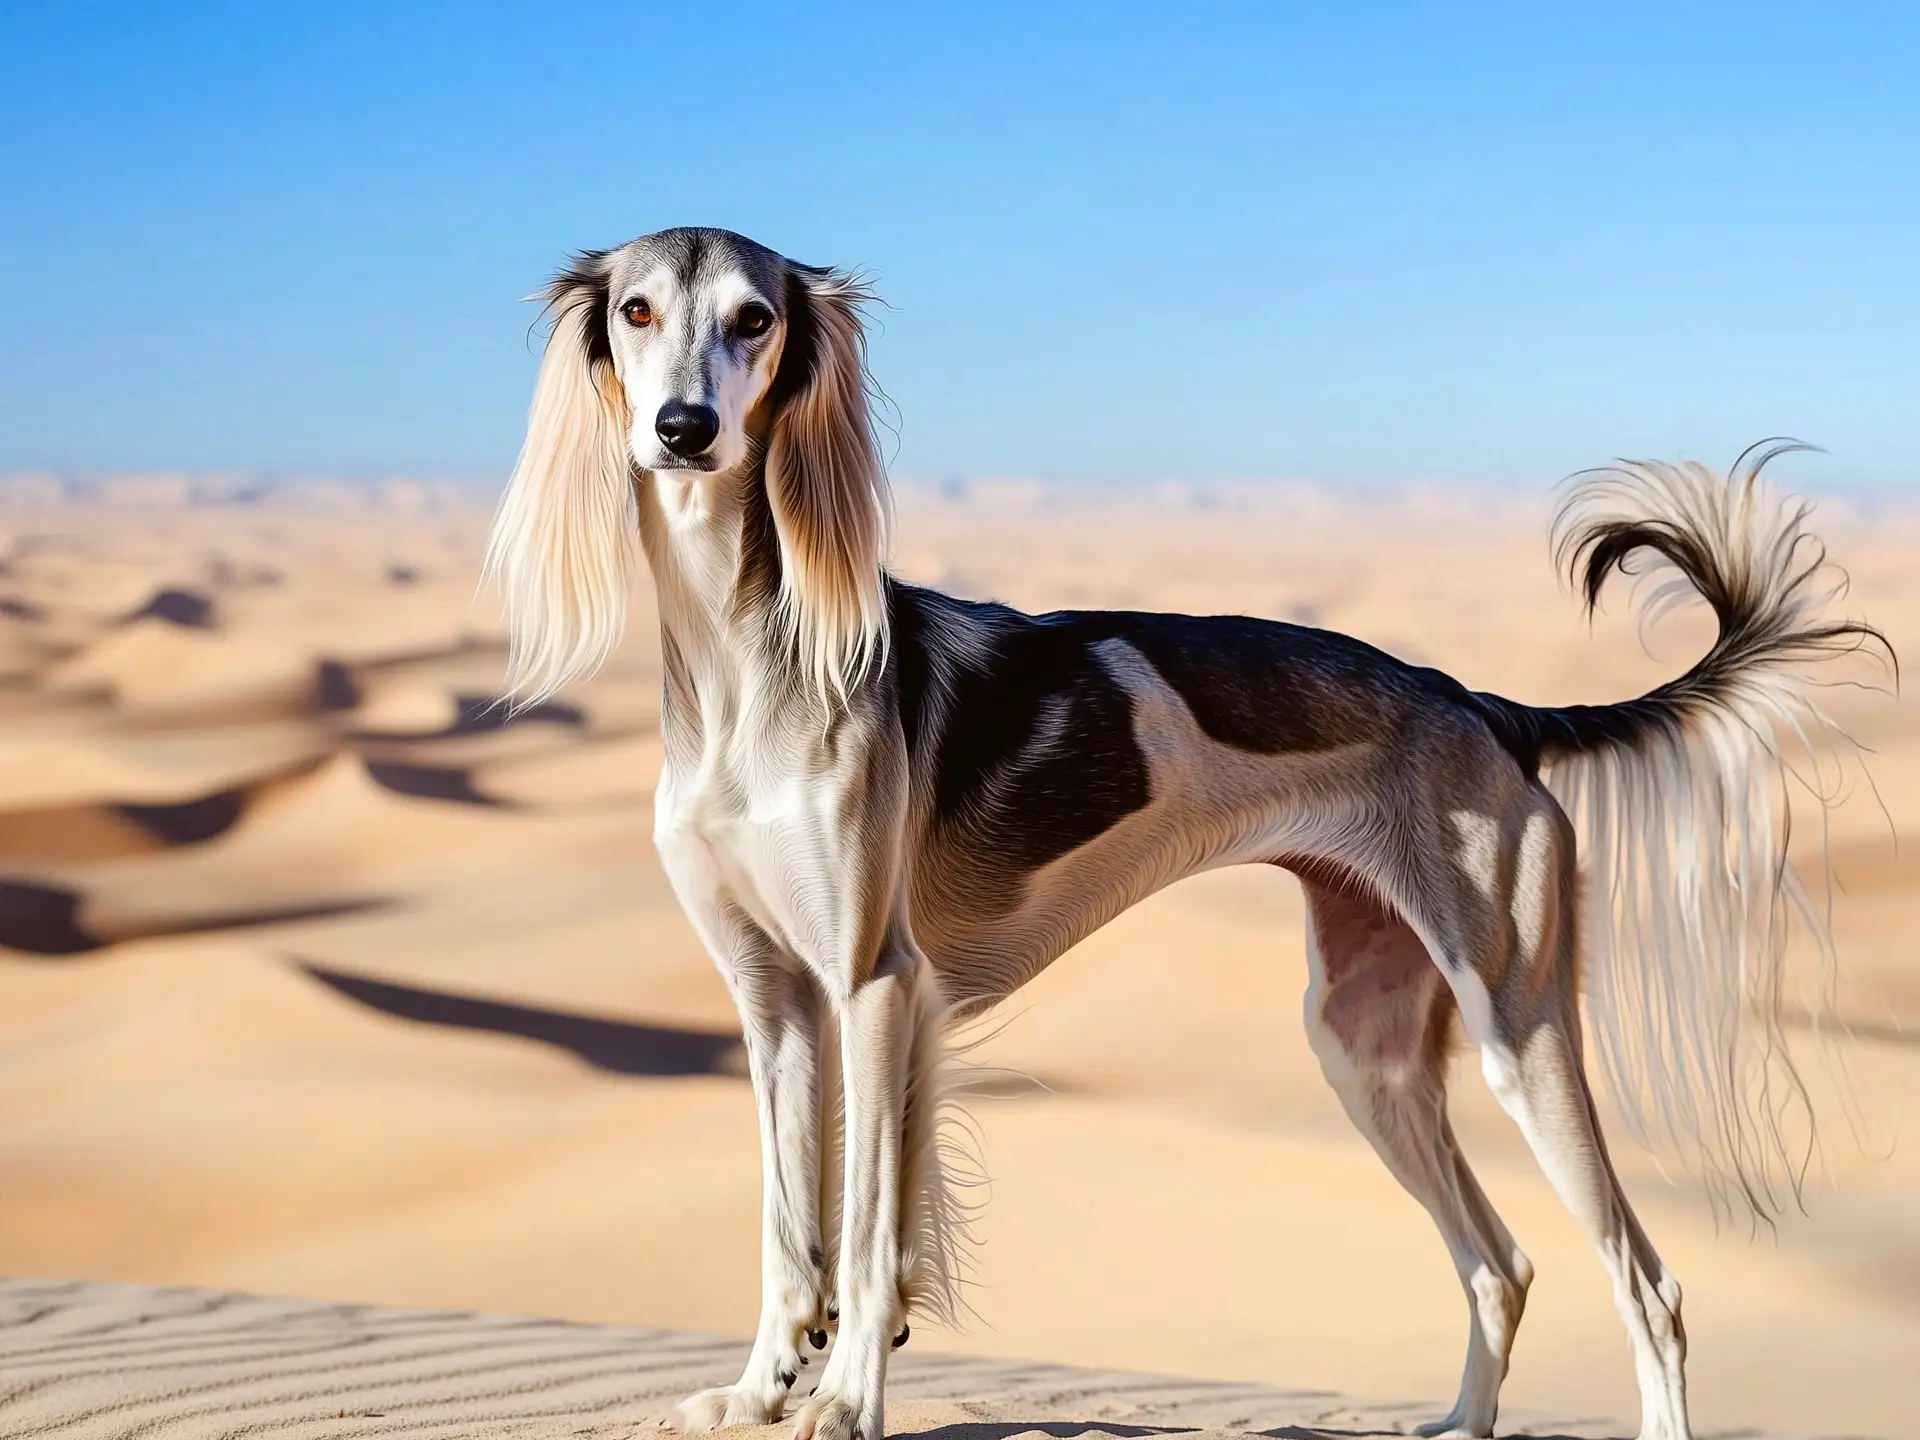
[0,1275,1660,1439]
[0,474,1913,1438]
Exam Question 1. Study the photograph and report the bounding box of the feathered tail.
[1473,442,1893,1218]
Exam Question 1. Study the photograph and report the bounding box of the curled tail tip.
[1553,445,1892,668]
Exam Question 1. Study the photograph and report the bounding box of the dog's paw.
[673,1383,786,1431]
[1411,1415,1494,1439]
[790,1390,874,1440]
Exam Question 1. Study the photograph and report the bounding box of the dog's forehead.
[611,228,787,307]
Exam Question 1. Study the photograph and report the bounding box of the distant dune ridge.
[0,476,1912,1438]
[0,471,486,509]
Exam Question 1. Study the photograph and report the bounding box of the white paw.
[673,1382,787,1431]
[1412,1411,1494,1439]
[790,1390,874,1440]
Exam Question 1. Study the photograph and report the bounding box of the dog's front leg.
[656,856,831,1430]
[792,940,914,1440]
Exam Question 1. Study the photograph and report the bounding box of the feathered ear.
[483,253,636,704]
[764,266,894,704]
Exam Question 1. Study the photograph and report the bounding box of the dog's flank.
[487,226,1888,1440]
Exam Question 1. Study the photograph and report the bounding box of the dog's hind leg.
[1429,794,1691,1440]
[1300,872,1534,1439]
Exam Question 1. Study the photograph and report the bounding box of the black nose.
[655,401,719,458]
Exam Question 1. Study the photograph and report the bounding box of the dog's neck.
[636,457,795,723]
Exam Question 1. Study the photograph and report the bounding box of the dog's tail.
[1472,442,1892,1219]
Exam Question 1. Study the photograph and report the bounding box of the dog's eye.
[622,298,652,328]
[736,303,773,338]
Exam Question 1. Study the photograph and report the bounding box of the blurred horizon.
[4,449,1917,506]
[3,2,1916,487]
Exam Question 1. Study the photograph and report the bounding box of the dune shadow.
[0,791,245,865]
[294,960,747,1077]
[125,587,216,629]
[0,881,93,953]
[297,963,1076,1094]
[361,758,504,807]
[114,789,246,844]
[315,659,361,711]
[336,681,586,741]
[0,879,395,955]
[446,692,587,735]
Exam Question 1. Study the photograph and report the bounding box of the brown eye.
[622,298,652,327]
[736,302,772,338]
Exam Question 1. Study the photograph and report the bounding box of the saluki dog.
[485,227,1886,1440]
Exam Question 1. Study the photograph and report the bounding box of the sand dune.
[0,481,1913,1438]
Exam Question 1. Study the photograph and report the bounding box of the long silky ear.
[482,253,636,704]
[764,266,894,705]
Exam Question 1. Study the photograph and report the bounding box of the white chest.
[652,735,832,958]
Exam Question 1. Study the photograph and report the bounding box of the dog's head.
[485,228,891,705]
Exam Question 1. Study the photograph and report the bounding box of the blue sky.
[2,2,1915,487]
